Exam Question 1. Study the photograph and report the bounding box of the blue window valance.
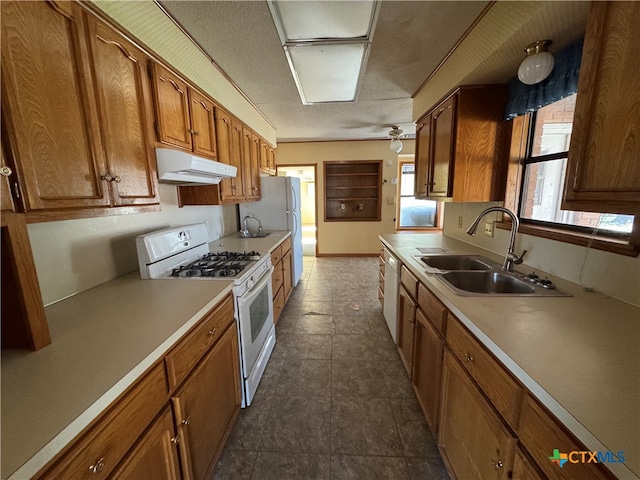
[505,40,583,120]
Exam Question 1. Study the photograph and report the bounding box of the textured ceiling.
[159,1,589,144]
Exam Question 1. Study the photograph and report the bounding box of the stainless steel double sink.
[418,254,569,297]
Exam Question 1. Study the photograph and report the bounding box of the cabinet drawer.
[281,236,292,254]
[378,270,384,291]
[270,245,283,265]
[379,256,385,275]
[272,265,284,296]
[165,293,234,392]
[446,314,523,428]
[400,265,418,299]
[418,283,446,335]
[273,285,285,324]
[38,363,167,480]
[518,394,614,480]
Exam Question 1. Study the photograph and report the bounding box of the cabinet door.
[512,448,545,480]
[562,2,640,214]
[439,351,516,480]
[282,249,293,301]
[397,285,416,378]
[242,127,260,200]
[230,118,245,200]
[153,63,192,150]
[267,146,277,175]
[1,0,110,211]
[111,407,180,480]
[214,108,235,202]
[188,88,217,160]
[259,139,270,173]
[412,308,444,436]
[172,325,241,480]
[88,17,158,207]
[1,143,15,212]
[414,114,432,197]
[429,96,456,197]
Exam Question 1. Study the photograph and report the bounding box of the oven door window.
[250,285,270,342]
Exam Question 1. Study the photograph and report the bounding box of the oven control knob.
[247,277,255,290]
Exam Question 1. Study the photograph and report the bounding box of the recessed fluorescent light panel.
[268,1,380,105]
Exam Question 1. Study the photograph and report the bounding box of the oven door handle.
[238,265,274,300]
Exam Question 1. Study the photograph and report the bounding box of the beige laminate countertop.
[380,233,640,480]
[1,231,290,480]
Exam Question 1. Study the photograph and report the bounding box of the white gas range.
[136,223,275,407]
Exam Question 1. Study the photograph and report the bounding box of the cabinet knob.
[88,458,105,474]
[208,328,217,336]
[0,166,12,177]
[491,458,504,470]
[182,415,191,425]
[170,433,181,445]
[100,174,113,182]
[464,353,474,363]
[112,175,121,183]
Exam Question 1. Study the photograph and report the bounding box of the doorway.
[276,165,317,256]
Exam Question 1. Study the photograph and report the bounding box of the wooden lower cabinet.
[171,324,241,480]
[438,350,516,480]
[282,248,293,301]
[111,407,180,480]
[412,307,444,436]
[397,284,416,377]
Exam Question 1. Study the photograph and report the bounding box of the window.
[396,162,438,229]
[519,95,634,236]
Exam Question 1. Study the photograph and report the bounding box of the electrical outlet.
[458,216,463,229]
[484,222,494,237]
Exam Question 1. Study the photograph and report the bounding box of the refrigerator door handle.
[292,211,298,237]
[291,184,298,211]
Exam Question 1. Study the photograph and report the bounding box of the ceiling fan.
[388,126,404,153]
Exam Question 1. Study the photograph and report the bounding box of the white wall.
[28,185,238,306]
[443,202,640,307]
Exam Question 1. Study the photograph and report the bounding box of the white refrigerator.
[239,176,303,286]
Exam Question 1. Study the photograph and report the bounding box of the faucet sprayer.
[466,207,527,271]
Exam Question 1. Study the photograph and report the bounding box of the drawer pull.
[89,458,105,474]
[208,328,217,336]
[464,353,474,363]
[491,458,504,470]
[182,415,191,425]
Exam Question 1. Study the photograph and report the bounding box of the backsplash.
[443,202,640,307]
[28,185,238,306]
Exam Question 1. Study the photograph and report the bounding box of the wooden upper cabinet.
[87,16,158,207]
[243,129,261,200]
[414,85,508,202]
[414,114,432,198]
[188,89,217,160]
[230,118,245,200]
[152,63,192,150]
[259,139,270,173]
[429,96,456,197]
[562,1,640,215]
[1,0,110,211]
[214,108,235,201]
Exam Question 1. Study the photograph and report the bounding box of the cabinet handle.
[464,353,474,363]
[112,176,121,183]
[88,458,105,474]
[100,174,113,182]
[208,328,217,336]
[170,433,181,445]
[0,166,12,177]
[193,131,200,136]
[182,415,191,425]
[491,458,504,470]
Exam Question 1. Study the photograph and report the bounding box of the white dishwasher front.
[382,248,401,343]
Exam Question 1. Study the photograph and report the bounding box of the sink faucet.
[241,215,263,237]
[465,207,527,271]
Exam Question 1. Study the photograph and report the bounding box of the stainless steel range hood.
[155,148,237,185]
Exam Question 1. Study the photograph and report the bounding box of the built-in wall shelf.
[324,161,382,222]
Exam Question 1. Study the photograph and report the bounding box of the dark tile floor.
[212,257,449,480]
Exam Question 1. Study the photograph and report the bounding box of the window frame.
[498,114,640,257]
